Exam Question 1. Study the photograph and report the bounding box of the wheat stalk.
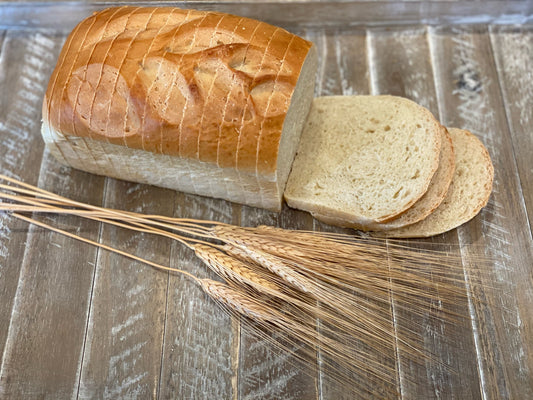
[0,174,490,398]
[214,225,469,321]
[223,242,313,294]
[217,232,454,366]
[198,278,400,398]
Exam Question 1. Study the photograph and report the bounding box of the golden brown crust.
[43,6,313,174]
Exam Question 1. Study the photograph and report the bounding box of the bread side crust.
[42,121,282,210]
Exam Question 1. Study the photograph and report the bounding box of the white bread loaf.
[377,128,494,238]
[42,6,317,211]
[284,95,443,226]
[312,127,455,231]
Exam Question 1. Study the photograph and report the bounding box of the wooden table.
[0,2,532,399]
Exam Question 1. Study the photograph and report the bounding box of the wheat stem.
[11,212,199,281]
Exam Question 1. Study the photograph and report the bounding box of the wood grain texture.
[0,158,105,398]
[0,31,76,397]
[430,24,533,399]
[77,180,173,399]
[238,203,316,397]
[0,29,66,385]
[0,13,531,400]
[158,193,238,399]
[489,24,533,231]
[368,25,482,400]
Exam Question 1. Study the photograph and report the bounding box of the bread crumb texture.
[285,95,442,224]
[379,127,494,238]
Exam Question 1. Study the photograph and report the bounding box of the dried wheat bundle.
[0,174,489,399]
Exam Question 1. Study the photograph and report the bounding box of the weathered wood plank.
[0,156,105,399]
[237,189,316,397]
[368,26,438,111]
[0,29,64,373]
[314,28,369,98]
[237,205,317,400]
[368,25,482,399]
[0,29,33,367]
[0,29,8,115]
[489,25,533,232]
[430,24,533,399]
[158,194,238,399]
[0,30,79,393]
[77,180,174,399]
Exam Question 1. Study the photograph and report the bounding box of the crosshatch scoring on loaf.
[43,6,314,172]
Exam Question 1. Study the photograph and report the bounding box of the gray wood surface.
[77,180,173,399]
[490,24,533,232]
[430,24,533,398]
[0,5,532,400]
[160,192,237,399]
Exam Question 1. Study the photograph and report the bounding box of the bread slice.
[41,6,317,211]
[312,127,455,230]
[378,128,494,238]
[284,95,443,226]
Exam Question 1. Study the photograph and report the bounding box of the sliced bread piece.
[378,128,494,238]
[313,127,455,230]
[284,95,442,226]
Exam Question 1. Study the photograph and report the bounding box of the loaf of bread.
[42,6,317,211]
[284,95,443,227]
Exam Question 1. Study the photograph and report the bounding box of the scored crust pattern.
[43,6,313,174]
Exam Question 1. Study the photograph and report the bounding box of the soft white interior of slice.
[381,128,494,238]
[311,127,455,230]
[284,95,442,224]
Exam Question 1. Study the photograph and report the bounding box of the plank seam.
[156,270,171,399]
[427,25,490,400]
[74,177,108,400]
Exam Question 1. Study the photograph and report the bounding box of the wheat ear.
[193,244,281,292]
